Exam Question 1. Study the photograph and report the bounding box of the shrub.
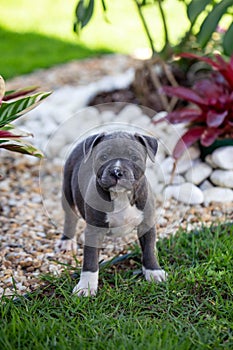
[0,76,51,157]
[73,0,233,58]
[157,53,233,159]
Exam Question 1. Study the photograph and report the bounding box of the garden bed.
[1,54,232,297]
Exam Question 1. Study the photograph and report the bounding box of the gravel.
[1,54,232,297]
[1,151,232,298]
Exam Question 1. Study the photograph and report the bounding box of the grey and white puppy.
[57,131,167,296]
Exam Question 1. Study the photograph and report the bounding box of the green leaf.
[75,0,95,31]
[0,91,52,128]
[0,139,44,158]
[197,0,233,48]
[223,21,233,56]
[187,0,212,24]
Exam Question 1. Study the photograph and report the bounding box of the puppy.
[57,131,167,296]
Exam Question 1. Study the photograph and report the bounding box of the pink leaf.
[162,86,207,107]
[230,55,233,70]
[200,128,222,147]
[178,53,220,69]
[215,54,228,69]
[206,110,228,127]
[0,127,32,139]
[3,86,38,101]
[165,109,202,124]
[172,127,205,159]
[194,79,223,99]
[0,130,20,138]
[219,68,233,89]
[179,52,233,89]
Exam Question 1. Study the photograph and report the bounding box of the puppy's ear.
[135,133,158,162]
[83,132,105,163]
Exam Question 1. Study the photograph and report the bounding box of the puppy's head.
[84,132,158,192]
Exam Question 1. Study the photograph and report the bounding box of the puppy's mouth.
[98,176,134,192]
[110,179,134,192]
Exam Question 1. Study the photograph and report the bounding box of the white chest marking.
[106,192,143,236]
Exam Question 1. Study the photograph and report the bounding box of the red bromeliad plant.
[157,53,233,159]
[0,75,51,157]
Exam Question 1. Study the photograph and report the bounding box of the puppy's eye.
[100,154,108,161]
[131,155,138,162]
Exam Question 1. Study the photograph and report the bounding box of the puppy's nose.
[110,167,124,179]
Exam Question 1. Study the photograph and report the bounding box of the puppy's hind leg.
[55,194,78,253]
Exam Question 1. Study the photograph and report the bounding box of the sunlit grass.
[0,0,189,79]
[1,224,232,349]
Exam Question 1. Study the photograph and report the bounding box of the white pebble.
[164,183,204,204]
[199,180,214,191]
[162,174,185,185]
[150,183,164,196]
[210,170,233,188]
[152,111,168,122]
[100,110,116,123]
[205,154,218,168]
[37,232,47,238]
[159,157,175,177]
[185,163,212,185]
[117,104,142,123]
[203,187,233,203]
[212,146,233,170]
[132,115,151,129]
[176,154,194,174]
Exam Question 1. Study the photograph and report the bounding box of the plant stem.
[157,0,170,53]
[134,0,156,55]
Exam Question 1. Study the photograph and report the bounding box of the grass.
[0,25,112,80]
[0,0,189,79]
[0,224,233,349]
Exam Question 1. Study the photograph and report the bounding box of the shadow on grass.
[0,25,113,80]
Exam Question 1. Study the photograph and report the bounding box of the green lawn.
[1,224,232,349]
[0,0,189,79]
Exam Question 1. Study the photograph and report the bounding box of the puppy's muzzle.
[99,162,135,191]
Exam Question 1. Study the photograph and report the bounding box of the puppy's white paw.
[142,266,167,283]
[73,271,99,297]
[55,238,77,253]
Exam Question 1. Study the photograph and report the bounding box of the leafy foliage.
[158,53,233,159]
[73,0,95,34]
[196,0,233,51]
[73,0,233,57]
[0,76,51,158]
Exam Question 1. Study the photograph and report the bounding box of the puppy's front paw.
[73,271,99,297]
[142,266,167,283]
[55,238,77,253]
